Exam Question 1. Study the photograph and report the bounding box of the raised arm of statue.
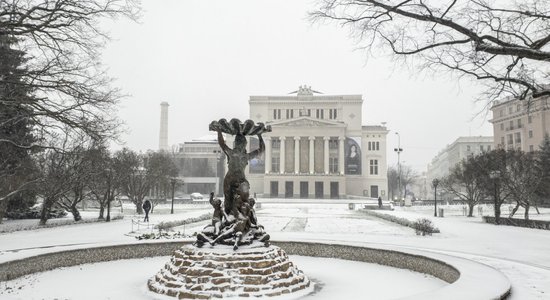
[217,130,231,155]
[248,134,265,160]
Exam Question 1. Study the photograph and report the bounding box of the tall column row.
[264,136,344,175]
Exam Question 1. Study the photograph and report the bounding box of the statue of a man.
[216,130,265,214]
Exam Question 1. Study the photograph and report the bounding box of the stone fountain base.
[147,242,312,299]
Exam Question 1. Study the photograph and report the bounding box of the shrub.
[413,218,437,236]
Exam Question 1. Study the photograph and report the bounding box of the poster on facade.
[248,136,265,174]
[345,137,362,175]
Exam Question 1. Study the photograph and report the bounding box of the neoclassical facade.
[242,86,388,199]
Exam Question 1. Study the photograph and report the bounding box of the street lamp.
[489,170,501,224]
[170,177,177,214]
[432,178,440,217]
[394,132,403,204]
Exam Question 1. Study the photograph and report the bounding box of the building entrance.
[285,181,293,198]
[330,182,339,199]
[270,181,278,198]
[315,182,323,198]
[370,185,379,198]
[300,182,308,198]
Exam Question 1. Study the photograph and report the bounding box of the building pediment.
[268,117,345,128]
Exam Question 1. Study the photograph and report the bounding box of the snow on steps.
[148,243,312,299]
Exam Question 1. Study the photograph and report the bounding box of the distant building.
[239,86,389,199]
[490,94,550,152]
[426,136,493,199]
[173,136,223,196]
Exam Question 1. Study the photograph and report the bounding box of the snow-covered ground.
[1,201,550,299]
[0,255,445,300]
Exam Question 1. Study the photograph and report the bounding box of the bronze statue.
[194,119,271,250]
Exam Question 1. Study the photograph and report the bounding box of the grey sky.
[101,0,493,172]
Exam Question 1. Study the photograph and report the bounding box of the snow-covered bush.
[413,218,437,236]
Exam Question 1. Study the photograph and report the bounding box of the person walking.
[378,196,383,209]
[142,199,152,222]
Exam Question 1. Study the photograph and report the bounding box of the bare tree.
[400,165,419,199]
[312,0,550,102]
[478,149,514,224]
[116,148,149,214]
[503,150,543,220]
[145,151,178,213]
[387,166,399,200]
[0,0,140,209]
[441,154,486,217]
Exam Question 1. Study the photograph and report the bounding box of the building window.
[329,138,338,149]
[273,109,281,120]
[329,157,338,173]
[507,134,513,145]
[271,157,280,173]
[488,145,491,151]
[316,109,324,119]
[509,120,514,130]
[272,139,281,149]
[529,130,533,138]
[517,119,522,128]
[480,145,484,151]
[500,109,504,117]
[369,160,378,175]
[508,106,513,114]
[285,109,294,119]
[529,145,534,152]
[500,123,504,131]
[466,145,471,151]
[500,137,505,146]
[528,116,532,123]
[368,141,380,151]
[514,132,521,144]
[329,109,337,119]
[517,104,521,112]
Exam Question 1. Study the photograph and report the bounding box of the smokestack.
[159,102,169,151]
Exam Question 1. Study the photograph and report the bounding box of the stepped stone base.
[148,242,312,299]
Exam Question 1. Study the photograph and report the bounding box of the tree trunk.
[106,199,111,222]
[524,204,530,220]
[39,198,52,226]
[494,203,501,225]
[0,199,7,224]
[135,198,143,214]
[510,202,520,218]
[98,205,105,220]
[468,204,474,217]
[70,204,82,221]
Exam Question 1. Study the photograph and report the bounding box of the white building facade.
[426,136,493,199]
[243,86,389,199]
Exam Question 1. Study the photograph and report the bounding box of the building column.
[339,136,345,175]
[309,136,315,174]
[294,136,300,174]
[280,137,285,174]
[324,136,330,174]
[265,136,271,174]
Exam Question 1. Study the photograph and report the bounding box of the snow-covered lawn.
[1,201,549,299]
[0,255,446,300]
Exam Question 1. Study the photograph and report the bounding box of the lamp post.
[489,170,501,224]
[432,178,440,217]
[170,177,177,214]
[394,132,403,205]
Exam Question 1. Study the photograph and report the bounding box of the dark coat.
[142,200,152,212]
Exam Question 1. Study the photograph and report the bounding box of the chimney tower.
[159,102,169,151]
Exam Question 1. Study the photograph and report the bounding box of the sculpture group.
[195,118,272,250]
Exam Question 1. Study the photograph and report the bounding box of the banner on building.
[249,136,265,174]
[345,137,362,175]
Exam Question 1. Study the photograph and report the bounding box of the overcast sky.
[101,0,493,172]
